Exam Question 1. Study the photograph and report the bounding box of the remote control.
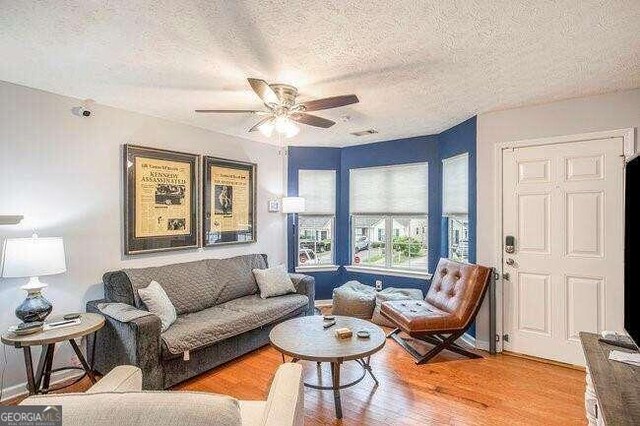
[323,320,336,329]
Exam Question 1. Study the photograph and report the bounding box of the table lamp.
[1,234,66,323]
[282,197,305,219]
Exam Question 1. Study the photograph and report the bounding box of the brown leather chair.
[380,258,492,364]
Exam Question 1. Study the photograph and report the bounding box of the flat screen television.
[625,155,640,350]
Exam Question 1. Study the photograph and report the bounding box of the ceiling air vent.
[350,129,379,137]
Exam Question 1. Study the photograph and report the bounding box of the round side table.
[1,313,105,395]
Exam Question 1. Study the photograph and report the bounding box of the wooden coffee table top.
[1,313,105,348]
[270,315,386,362]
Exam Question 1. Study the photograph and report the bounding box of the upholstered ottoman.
[371,287,424,327]
[332,281,376,319]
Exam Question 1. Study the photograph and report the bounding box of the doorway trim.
[493,127,636,353]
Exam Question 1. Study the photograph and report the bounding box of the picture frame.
[123,144,199,255]
[203,156,257,246]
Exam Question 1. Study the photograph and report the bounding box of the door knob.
[505,258,515,266]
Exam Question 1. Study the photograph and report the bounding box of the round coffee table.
[1,313,105,395]
[269,315,385,419]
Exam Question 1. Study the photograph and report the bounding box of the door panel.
[502,137,624,365]
[566,191,604,257]
[565,275,603,342]
[517,272,551,335]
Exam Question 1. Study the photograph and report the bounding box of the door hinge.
[503,334,510,342]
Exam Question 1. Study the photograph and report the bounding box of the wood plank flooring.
[7,335,586,425]
[174,336,586,425]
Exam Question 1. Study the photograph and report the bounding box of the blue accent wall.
[437,116,478,335]
[287,116,478,336]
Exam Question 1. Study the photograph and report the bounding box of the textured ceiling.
[1,1,639,147]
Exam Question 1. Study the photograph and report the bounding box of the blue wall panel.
[287,117,478,310]
[437,116,478,335]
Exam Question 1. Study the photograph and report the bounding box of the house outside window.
[443,153,469,263]
[350,163,429,272]
[297,169,336,267]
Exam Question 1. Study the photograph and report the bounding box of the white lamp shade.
[1,236,67,278]
[281,197,306,214]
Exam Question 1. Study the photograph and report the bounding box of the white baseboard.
[0,370,83,403]
[459,333,476,348]
[459,332,494,352]
[474,336,492,352]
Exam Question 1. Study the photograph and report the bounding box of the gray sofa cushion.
[122,254,268,315]
[160,293,309,357]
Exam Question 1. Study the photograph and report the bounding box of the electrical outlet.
[375,280,383,291]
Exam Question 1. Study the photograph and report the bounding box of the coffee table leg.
[330,361,343,419]
[69,339,96,383]
[363,356,379,386]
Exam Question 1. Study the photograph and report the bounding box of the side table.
[1,313,105,395]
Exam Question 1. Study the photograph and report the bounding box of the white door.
[502,137,625,365]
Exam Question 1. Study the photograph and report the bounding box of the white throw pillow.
[253,265,296,299]
[138,280,177,332]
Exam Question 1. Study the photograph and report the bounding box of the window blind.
[298,169,336,214]
[442,153,469,216]
[349,163,428,214]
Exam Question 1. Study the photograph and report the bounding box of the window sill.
[344,265,432,280]
[295,264,340,273]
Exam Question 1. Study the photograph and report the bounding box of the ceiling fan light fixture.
[273,116,299,138]
[284,122,300,138]
[258,119,275,137]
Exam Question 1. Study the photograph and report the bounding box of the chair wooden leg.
[386,328,401,339]
[389,329,481,364]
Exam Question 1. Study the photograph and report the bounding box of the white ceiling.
[1,1,639,147]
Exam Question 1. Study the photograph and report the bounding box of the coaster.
[357,330,371,338]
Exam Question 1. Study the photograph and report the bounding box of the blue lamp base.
[16,278,53,323]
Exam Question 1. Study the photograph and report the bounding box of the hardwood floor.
[7,335,586,425]
[174,336,586,425]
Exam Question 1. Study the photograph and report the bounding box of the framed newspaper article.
[123,144,199,254]
[203,156,256,246]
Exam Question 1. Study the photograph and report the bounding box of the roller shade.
[298,169,336,214]
[442,153,469,216]
[349,163,428,214]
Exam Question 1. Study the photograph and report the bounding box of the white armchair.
[21,363,304,426]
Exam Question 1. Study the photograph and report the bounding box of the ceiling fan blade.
[247,78,280,105]
[299,94,359,112]
[195,109,259,113]
[248,116,273,133]
[290,113,335,128]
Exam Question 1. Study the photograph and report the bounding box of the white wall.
[0,81,286,397]
[475,88,640,348]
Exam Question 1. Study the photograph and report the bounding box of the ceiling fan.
[195,78,359,138]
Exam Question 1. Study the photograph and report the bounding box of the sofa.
[86,254,315,389]
[21,364,304,426]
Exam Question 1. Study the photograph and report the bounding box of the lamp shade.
[281,197,306,214]
[1,236,66,278]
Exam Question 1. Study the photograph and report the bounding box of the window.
[297,170,336,266]
[350,163,429,272]
[443,153,469,263]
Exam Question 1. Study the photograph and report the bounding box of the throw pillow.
[138,280,177,332]
[253,265,296,299]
